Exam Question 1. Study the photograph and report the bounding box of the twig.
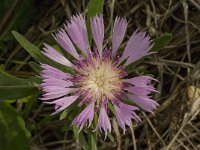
[130,126,137,150]
[181,130,198,150]
[0,0,20,35]
[176,139,190,150]
[150,0,158,28]
[182,0,191,65]
[143,112,166,147]
[113,118,121,150]
[189,0,200,11]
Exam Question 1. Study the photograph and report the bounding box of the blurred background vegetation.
[0,0,200,150]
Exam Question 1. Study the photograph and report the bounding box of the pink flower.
[40,14,159,136]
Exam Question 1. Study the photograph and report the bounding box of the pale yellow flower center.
[79,58,122,104]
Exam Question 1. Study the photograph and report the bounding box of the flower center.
[75,57,124,103]
[86,62,119,93]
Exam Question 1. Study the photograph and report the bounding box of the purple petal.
[50,95,78,115]
[72,103,94,132]
[127,94,159,113]
[127,86,152,96]
[90,15,104,57]
[127,85,158,97]
[41,64,71,79]
[112,17,128,53]
[42,43,72,66]
[125,75,159,112]
[40,79,72,88]
[97,106,111,137]
[41,86,72,93]
[41,88,75,100]
[40,64,74,100]
[120,30,152,65]
[124,75,158,88]
[66,14,90,55]
[53,29,79,59]
[114,102,140,133]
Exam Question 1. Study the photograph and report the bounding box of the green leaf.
[108,103,115,114]
[29,61,42,73]
[88,130,97,150]
[107,133,115,142]
[59,101,77,120]
[73,126,89,150]
[152,33,173,51]
[0,101,31,150]
[59,110,68,120]
[22,93,39,119]
[87,0,104,18]
[12,31,49,63]
[86,0,104,41]
[0,70,38,100]
[12,31,73,74]
[23,76,42,84]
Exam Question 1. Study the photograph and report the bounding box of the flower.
[40,14,159,135]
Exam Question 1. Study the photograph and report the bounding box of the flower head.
[40,14,159,135]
